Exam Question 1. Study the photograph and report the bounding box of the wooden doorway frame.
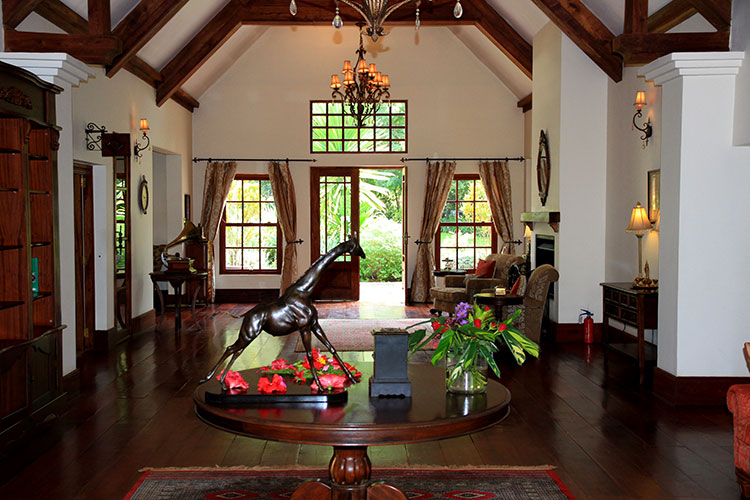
[73,163,95,353]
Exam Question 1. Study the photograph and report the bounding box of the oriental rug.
[125,467,576,500]
[294,318,433,352]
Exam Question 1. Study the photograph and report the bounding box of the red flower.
[473,318,482,328]
[270,358,291,370]
[218,370,249,391]
[484,306,490,311]
[498,323,507,331]
[490,322,498,329]
[293,370,307,384]
[257,374,288,394]
[310,373,348,392]
[302,348,327,371]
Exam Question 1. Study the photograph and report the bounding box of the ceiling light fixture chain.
[290,0,463,41]
[330,24,391,128]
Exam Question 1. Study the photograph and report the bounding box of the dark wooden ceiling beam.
[648,0,697,33]
[529,0,622,82]
[31,0,198,111]
[87,0,110,35]
[624,0,648,33]
[613,31,729,64]
[107,0,190,78]
[517,94,532,112]
[687,0,731,31]
[2,0,44,28]
[4,29,121,65]
[156,0,243,107]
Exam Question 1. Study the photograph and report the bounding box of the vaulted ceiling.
[3,0,730,112]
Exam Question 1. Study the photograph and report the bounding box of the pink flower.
[257,374,288,394]
[310,373,348,392]
[219,370,249,391]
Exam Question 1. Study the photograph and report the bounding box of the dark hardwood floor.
[0,301,739,499]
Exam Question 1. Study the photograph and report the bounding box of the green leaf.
[478,344,502,378]
[505,329,540,358]
[501,329,527,364]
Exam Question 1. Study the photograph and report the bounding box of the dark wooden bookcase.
[0,61,65,446]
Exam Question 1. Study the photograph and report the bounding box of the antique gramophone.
[161,220,207,273]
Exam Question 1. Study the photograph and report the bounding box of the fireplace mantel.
[521,211,560,233]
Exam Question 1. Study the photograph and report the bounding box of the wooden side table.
[600,282,658,384]
[150,271,208,332]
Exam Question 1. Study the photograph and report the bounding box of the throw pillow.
[475,259,496,278]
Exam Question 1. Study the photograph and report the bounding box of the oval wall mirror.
[537,130,550,206]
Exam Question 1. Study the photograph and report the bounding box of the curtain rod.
[192,157,317,163]
[400,156,525,163]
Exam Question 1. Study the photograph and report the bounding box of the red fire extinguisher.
[579,309,594,344]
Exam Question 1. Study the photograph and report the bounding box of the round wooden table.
[473,292,523,318]
[194,362,511,500]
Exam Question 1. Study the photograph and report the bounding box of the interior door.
[73,164,95,353]
[310,167,360,300]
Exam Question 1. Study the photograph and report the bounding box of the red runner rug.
[125,467,576,499]
[293,318,432,351]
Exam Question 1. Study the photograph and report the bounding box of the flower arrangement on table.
[407,301,539,393]
[217,348,362,394]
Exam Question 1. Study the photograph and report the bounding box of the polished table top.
[194,362,511,447]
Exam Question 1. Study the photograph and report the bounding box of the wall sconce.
[84,122,107,151]
[632,91,652,148]
[133,118,151,158]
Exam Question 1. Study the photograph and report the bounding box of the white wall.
[732,0,750,146]
[605,67,661,283]
[192,26,525,291]
[531,24,608,324]
[71,68,193,321]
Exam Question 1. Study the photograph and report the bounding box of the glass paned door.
[311,167,360,300]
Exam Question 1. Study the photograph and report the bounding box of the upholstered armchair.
[727,343,750,497]
[504,264,559,344]
[430,253,524,315]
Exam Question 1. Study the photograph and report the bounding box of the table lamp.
[626,202,652,287]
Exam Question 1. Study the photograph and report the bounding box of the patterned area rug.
[294,318,432,351]
[125,467,576,499]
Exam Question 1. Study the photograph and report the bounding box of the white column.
[0,53,94,376]
[640,52,748,377]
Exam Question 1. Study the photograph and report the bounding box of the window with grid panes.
[436,175,497,271]
[220,175,281,274]
[310,101,407,153]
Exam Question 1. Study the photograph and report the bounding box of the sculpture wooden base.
[290,446,407,500]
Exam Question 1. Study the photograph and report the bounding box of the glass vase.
[446,354,489,394]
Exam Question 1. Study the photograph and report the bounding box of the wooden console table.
[150,271,208,333]
[601,282,658,384]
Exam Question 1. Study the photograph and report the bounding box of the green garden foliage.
[360,216,402,282]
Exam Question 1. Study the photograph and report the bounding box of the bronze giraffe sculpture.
[201,237,365,392]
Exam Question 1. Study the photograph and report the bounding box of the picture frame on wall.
[647,169,660,223]
[184,194,191,221]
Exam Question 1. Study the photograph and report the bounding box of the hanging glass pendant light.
[291,0,464,41]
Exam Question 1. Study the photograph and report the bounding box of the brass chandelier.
[329,25,391,128]
[289,0,464,42]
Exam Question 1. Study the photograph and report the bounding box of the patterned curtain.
[200,161,237,302]
[479,160,514,254]
[268,161,299,294]
[409,160,456,303]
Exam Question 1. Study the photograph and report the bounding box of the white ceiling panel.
[182,25,269,99]
[449,26,531,99]
[136,0,231,72]
[486,0,549,41]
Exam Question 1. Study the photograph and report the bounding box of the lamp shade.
[139,118,150,132]
[330,74,342,89]
[626,202,652,233]
[633,91,647,110]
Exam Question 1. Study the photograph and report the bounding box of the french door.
[73,164,95,353]
[310,168,360,300]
